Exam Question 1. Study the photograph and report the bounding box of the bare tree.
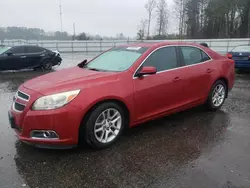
[173,0,188,38]
[145,0,157,38]
[156,0,168,36]
[137,19,148,40]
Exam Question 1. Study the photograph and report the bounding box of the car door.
[25,46,46,68]
[0,46,26,70]
[178,46,215,104]
[133,46,185,121]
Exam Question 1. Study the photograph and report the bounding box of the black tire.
[82,102,126,149]
[206,80,227,110]
[41,59,52,70]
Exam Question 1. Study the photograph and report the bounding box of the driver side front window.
[142,46,178,72]
[10,47,25,54]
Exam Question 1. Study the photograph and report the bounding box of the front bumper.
[52,56,62,66]
[235,61,250,69]
[9,89,84,149]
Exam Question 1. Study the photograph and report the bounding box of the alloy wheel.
[94,108,122,144]
[212,84,226,107]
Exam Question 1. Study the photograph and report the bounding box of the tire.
[206,80,227,110]
[41,59,52,70]
[83,102,125,149]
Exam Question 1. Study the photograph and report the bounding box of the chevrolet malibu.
[8,42,235,149]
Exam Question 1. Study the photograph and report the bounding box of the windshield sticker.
[126,47,141,51]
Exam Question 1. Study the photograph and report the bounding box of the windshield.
[86,47,148,72]
[0,47,11,55]
[232,45,250,52]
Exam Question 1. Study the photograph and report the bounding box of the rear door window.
[201,50,211,61]
[180,46,210,66]
[27,46,44,53]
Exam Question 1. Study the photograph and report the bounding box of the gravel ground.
[0,53,250,188]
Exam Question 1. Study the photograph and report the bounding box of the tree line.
[0,27,127,41]
[137,0,250,40]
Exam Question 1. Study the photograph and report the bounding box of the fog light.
[30,130,59,140]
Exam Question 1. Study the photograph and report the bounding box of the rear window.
[232,46,250,52]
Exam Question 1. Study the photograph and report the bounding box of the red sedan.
[8,42,235,149]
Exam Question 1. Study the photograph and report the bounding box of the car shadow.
[13,107,231,188]
[0,69,55,93]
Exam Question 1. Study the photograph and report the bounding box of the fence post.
[86,42,88,53]
[56,42,58,51]
[226,40,230,53]
[100,41,103,52]
[71,41,74,53]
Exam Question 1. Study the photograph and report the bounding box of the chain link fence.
[2,38,250,55]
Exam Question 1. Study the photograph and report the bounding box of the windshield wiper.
[88,68,101,71]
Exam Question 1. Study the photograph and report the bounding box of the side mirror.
[78,59,87,68]
[136,66,157,77]
[6,52,13,56]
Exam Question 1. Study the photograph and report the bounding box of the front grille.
[14,102,25,112]
[17,91,29,101]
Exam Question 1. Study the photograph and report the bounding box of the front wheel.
[206,80,227,110]
[83,102,125,149]
[41,59,52,70]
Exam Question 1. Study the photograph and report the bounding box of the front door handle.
[20,56,26,59]
[173,77,182,82]
[206,69,212,73]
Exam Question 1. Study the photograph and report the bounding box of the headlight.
[32,90,80,110]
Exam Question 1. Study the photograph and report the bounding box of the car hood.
[23,67,119,95]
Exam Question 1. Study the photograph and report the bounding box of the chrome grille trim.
[16,90,30,102]
[12,101,26,113]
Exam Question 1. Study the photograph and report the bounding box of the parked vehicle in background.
[200,43,209,48]
[0,45,62,71]
[227,45,250,70]
[8,42,235,149]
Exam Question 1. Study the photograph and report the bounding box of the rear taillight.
[227,53,233,59]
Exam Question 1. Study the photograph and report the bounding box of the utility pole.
[59,0,63,32]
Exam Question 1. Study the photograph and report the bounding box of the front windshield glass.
[232,45,250,52]
[0,47,11,55]
[86,46,148,72]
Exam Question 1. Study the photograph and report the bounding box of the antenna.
[59,0,63,32]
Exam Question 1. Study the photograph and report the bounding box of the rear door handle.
[20,56,26,59]
[173,77,182,82]
[206,69,212,73]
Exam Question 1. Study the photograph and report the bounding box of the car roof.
[11,45,43,48]
[120,41,203,49]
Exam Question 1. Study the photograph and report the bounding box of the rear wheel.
[206,80,227,110]
[82,102,125,149]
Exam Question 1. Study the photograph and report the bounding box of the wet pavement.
[1,54,250,188]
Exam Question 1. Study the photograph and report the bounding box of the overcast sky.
[0,0,175,37]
